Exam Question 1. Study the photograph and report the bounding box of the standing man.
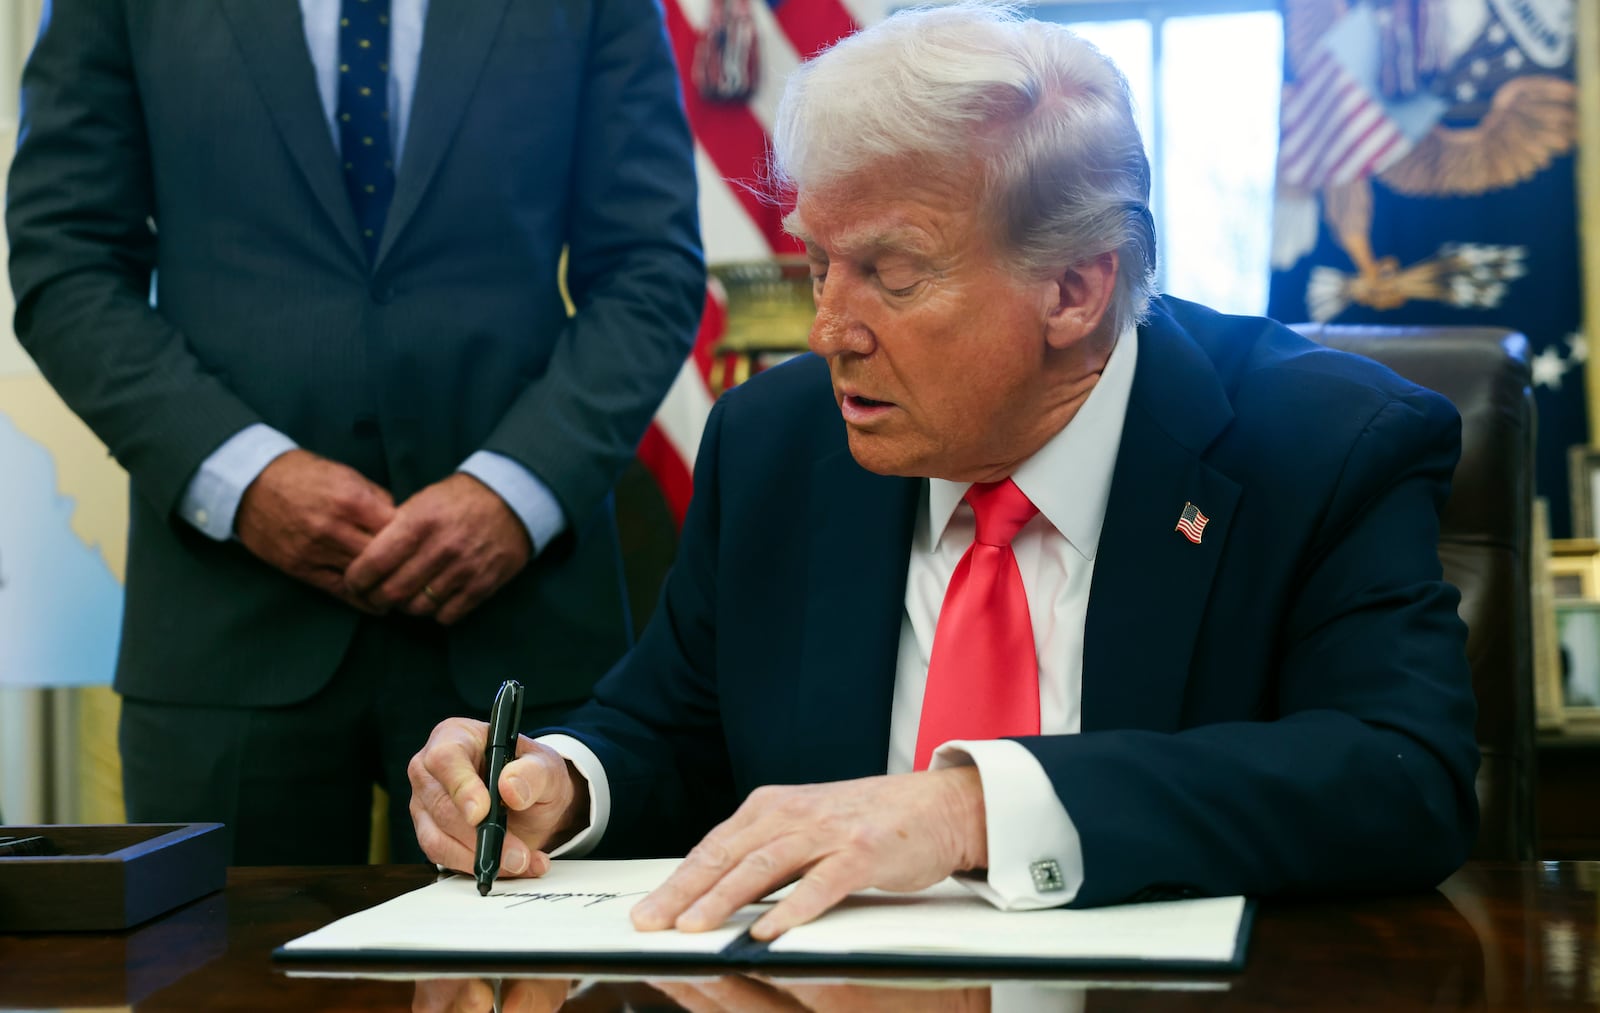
[411,4,1478,930]
[7,0,703,864]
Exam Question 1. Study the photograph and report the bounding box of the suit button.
[371,285,396,304]
[352,416,380,438]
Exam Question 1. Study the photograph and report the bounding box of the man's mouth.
[839,392,897,424]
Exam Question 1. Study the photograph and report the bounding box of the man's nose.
[808,279,872,358]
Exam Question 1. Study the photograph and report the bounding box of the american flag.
[1277,46,1409,189]
[1175,502,1209,544]
[1275,4,1436,192]
[638,0,867,525]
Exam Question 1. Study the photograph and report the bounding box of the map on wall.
[0,126,126,689]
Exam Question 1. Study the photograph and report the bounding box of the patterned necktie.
[337,0,395,260]
[914,478,1041,771]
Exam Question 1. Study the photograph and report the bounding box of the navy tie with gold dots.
[338,0,395,261]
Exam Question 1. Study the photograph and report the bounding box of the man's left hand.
[344,473,532,625]
[412,976,571,1013]
[630,767,988,940]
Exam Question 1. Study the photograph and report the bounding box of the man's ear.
[1043,251,1118,350]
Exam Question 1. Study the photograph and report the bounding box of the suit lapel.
[378,0,510,266]
[1081,305,1241,733]
[793,447,920,782]
[218,0,364,263]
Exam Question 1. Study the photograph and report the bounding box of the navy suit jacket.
[7,0,704,710]
[550,296,1479,906]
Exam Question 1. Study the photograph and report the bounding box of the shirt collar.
[925,321,1139,561]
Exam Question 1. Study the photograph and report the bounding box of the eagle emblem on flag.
[1274,0,1575,321]
[1176,503,1210,544]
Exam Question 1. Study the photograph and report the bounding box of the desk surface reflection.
[0,862,1596,1010]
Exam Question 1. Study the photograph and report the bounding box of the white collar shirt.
[892,323,1138,909]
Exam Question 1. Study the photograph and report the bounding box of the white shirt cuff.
[534,733,610,858]
[178,424,297,539]
[931,739,1084,910]
[459,451,566,554]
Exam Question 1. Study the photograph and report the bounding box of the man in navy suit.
[7,0,702,863]
[408,5,1477,933]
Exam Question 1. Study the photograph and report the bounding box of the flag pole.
[1579,0,1600,444]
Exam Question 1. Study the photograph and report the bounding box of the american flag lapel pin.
[1175,502,1209,544]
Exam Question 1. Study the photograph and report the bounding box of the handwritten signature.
[496,890,650,910]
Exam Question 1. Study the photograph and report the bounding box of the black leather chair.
[1293,323,1537,860]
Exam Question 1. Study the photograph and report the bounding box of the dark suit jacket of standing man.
[6,2,703,716]
[547,296,1480,907]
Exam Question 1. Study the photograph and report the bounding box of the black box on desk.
[0,823,225,930]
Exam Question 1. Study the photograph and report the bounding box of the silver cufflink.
[1030,858,1065,893]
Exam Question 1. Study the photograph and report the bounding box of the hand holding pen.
[475,679,525,895]
[406,690,590,883]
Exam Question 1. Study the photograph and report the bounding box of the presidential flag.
[1267,0,1581,533]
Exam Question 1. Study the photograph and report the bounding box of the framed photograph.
[1568,446,1600,539]
[1533,500,1566,730]
[1555,600,1600,732]
[1548,538,1600,599]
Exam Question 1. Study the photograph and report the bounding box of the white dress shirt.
[906,325,1137,908]
[545,325,1138,911]
[175,0,565,550]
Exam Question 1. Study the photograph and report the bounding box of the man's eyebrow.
[852,228,932,258]
[781,214,931,261]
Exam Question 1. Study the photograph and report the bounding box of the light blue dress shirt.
[178,0,565,551]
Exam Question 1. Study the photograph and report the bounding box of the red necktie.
[914,478,1041,771]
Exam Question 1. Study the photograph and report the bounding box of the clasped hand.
[234,450,531,624]
[408,718,990,939]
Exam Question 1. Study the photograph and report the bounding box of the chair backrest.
[1292,323,1537,860]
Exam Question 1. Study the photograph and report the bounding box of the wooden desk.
[1,862,1597,1010]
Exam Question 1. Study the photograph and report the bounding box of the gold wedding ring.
[422,584,444,604]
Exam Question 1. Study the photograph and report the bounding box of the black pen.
[0,835,55,857]
[475,678,524,896]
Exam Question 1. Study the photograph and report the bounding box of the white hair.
[772,3,1157,337]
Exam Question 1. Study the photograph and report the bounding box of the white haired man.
[409,5,1477,938]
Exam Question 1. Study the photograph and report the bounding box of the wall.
[0,0,127,826]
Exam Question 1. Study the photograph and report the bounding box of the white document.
[770,879,1246,964]
[280,859,760,958]
[278,859,1247,968]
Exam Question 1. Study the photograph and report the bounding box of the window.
[1039,1,1283,315]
